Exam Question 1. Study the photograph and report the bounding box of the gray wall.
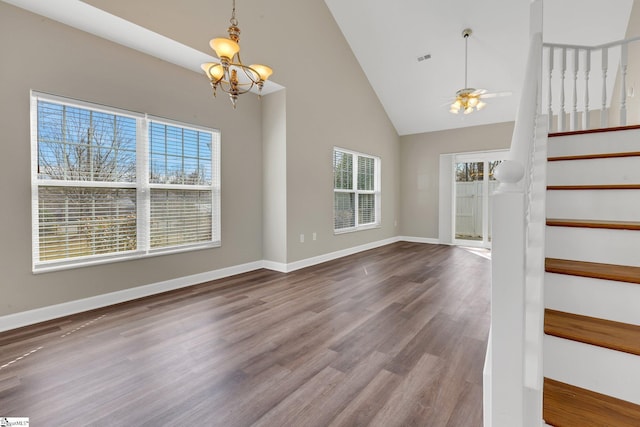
[83,0,402,263]
[273,1,401,262]
[0,0,512,319]
[0,3,263,315]
[399,122,515,239]
[0,0,401,316]
[262,90,287,264]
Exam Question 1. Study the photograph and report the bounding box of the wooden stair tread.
[545,258,640,284]
[548,184,640,190]
[546,219,640,230]
[545,309,640,356]
[548,151,640,161]
[544,378,640,427]
[549,124,640,137]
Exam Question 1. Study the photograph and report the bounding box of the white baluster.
[548,46,554,131]
[620,43,628,126]
[601,47,609,128]
[584,49,591,130]
[559,48,567,132]
[571,48,579,131]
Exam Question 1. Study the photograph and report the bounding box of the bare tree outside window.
[37,101,137,260]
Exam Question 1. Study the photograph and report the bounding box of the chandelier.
[201,0,273,108]
[450,29,486,115]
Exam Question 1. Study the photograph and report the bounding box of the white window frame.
[30,92,221,273]
[333,147,381,234]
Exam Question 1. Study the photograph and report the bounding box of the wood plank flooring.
[0,242,490,426]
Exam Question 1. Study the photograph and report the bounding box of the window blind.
[31,93,220,272]
[333,147,381,232]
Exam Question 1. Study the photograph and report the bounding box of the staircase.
[543,125,640,426]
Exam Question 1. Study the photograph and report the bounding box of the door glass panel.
[455,161,484,241]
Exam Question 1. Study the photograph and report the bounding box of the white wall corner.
[262,260,288,273]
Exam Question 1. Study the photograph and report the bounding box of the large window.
[31,92,220,272]
[333,147,381,233]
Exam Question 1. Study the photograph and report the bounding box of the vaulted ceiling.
[324,0,634,135]
[3,0,634,135]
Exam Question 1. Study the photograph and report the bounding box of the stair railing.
[544,36,640,132]
[484,1,548,424]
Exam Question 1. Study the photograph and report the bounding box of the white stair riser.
[544,335,640,405]
[547,156,640,186]
[546,226,640,267]
[544,129,640,414]
[545,272,640,326]
[549,129,640,157]
[546,189,640,221]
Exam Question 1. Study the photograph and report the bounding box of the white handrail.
[485,28,547,426]
[501,31,543,192]
[544,34,640,51]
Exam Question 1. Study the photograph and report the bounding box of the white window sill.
[33,241,221,274]
[334,223,381,235]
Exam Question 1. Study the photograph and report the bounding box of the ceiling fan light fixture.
[450,28,486,115]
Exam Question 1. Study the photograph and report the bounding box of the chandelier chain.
[230,0,238,26]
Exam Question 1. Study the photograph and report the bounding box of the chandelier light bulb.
[210,38,240,61]
[201,63,225,82]
[249,64,273,82]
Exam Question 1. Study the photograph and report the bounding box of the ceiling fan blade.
[480,91,513,99]
[471,88,487,96]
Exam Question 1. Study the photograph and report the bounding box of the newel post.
[490,160,526,426]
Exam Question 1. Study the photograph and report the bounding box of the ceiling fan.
[449,28,510,115]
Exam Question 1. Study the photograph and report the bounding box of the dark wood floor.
[0,242,490,426]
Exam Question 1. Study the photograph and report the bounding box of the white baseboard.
[0,261,264,333]
[398,236,441,245]
[282,237,402,273]
[263,236,442,273]
[0,237,443,333]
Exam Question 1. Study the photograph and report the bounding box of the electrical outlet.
[300,234,304,243]
[312,232,317,241]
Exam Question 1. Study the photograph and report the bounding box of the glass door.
[452,152,506,248]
